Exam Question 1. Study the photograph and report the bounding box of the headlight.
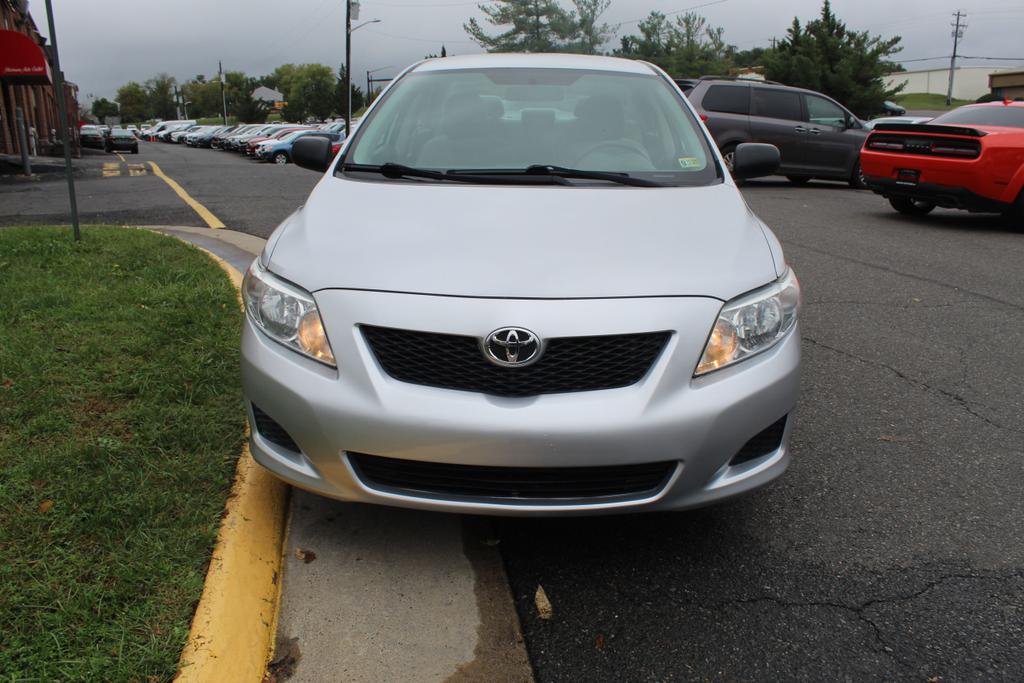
[695,269,800,376]
[242,259,336,367]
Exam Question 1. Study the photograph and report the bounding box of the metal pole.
[946,11,965,106]
[44,0,80,241]
[344,0,351,136]
[220,60,228,125]
[15,107,31,176]
[367,70,371,104]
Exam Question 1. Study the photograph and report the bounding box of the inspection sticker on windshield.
[677,156,703,170]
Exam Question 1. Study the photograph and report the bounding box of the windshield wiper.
[452,165,666,187]
[343,162,666,187]
[343,162,550,184]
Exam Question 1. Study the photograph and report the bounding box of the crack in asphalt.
[802,336,1018,435]
[723,569,1024,674]
[782,238,1024,314]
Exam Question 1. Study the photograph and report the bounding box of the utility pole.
[946,11,966,106]
[219,60,228,125]
[44,0,80,241]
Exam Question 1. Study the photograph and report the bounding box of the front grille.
[251,404,301,453]
[361,326,671,398]
[349,452,676,502]
[728,415,788,466]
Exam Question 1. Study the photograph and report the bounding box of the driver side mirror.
[292,136,334,173]
[731,143,780,180]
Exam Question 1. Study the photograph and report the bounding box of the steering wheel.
[573,141,652,168]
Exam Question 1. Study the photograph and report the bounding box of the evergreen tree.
[116,82,150,122]
[764,1,903,117]
[465,0,576,52]
[569,0,612,54]
[615,12,732,78]
[145,73,177,121]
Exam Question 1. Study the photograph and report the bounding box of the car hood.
[267,176,780,300]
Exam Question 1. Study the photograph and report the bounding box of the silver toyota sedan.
[241,53,801,515]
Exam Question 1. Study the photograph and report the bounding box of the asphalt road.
[0,142,317,236]
[5,141,1023,680]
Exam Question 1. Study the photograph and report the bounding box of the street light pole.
[219,60,228,125]
[344,6,381,135]
[44,0,80,241]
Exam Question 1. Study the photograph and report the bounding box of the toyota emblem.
[483,327,542,367]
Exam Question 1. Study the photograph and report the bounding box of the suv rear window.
[702,85,750,115]
[752,88,802,121]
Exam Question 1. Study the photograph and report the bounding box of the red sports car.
[860,101,1024,226]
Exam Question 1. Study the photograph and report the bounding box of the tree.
[146,73,177,120]
[465,0,576,52]
[615,11,733,78]
[763,1,903,117]
[181,78,222,118]
[91,97,119,121]
[230,77,269,123]
[335,64,365,118]
[568,0,612,54]
[284,64,337,121]
[116,82,150,122]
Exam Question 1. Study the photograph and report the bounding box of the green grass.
[892,92,973,111]
[196,116,238,126]
[0,226,245,681]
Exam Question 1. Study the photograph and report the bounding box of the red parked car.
[245,127,313,156]
[861,101,1024,226]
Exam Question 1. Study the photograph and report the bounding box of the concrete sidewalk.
[154,226,533,683]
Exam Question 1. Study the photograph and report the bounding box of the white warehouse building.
[884,66,1014,101]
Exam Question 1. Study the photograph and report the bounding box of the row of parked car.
[139,120,346,164]
[79,124,142,153]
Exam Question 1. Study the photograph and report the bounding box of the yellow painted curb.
[173,243,289,681]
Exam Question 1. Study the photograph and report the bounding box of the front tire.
[889,196,935,216]
[273,152,288,165]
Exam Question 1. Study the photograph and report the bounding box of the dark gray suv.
[685,78,868,187]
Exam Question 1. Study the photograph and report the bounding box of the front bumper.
[241,290,801,515]
[866,177,1010,213]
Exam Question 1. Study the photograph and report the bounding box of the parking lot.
[3,140,1022,680]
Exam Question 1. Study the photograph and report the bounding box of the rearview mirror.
[292,136,333,173]
[731,143,780,180]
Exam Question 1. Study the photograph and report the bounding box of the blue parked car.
[255,130,342,164]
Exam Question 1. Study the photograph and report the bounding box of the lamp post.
[366,65,393,104]
[344,1,380,136]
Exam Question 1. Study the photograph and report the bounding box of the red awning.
[0,29,53,84]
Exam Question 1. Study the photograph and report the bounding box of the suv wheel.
[889,196,935,216]
[273,152,289,165]
[720,144,737,173]
[849,159,867,189]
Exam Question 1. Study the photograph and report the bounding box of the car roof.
[960,101,1024,108]
[412,52,654,75]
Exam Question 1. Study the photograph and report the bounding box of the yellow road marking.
[148,161,225,229]
[115,152,126,163]
[128,163,147,177]
[102,161,121,177]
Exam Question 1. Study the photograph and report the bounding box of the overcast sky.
[34,0,1024,101]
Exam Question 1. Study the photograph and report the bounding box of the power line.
[610,0,730,29]
[362,27,477,44]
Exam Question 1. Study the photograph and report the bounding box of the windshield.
[342,67,718,186]
[931,105,1024,128]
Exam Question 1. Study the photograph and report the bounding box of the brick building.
[1,0,79,157]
